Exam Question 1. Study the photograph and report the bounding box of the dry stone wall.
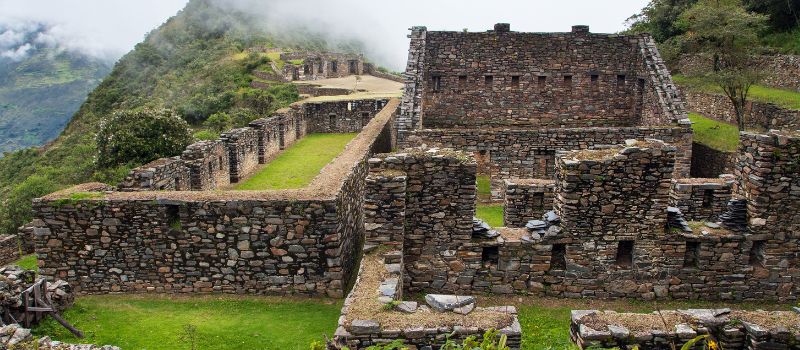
[669,176,735,221]
[31,99,400,297]
[278,52,364,81]
[118,157,190,191]
[304,99,391,133]
[571,309,800,350]
[691,142,736,178]
[680,54,800,91]
[407,125,693,180]
[182,140,230,191]
[248,116,283,164]
[503,179,555,228]
[220,128,260,183]
[364,135,799,300]
[684,91,800,130]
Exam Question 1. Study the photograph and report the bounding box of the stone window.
[511,75,520,86]
[590,74,599,83]
[458,75,467,87]
[431,76,442,92]
[683,241,700,268]
[537,75,546,88]
[482,246,499,265]
[749,240,766,267]
[615,240,634,267]
[702,189,714,208]
[617,74,626,89]
[208,162,213,174]
[638,78,646,90]
[331,61,338,73]
[165,205,181,231]
[318,62,324,73]
[532,192,545,209]
[361,112,370,126]
[347,102,353,111]
[563,75,573,91]
[218,156,223,170]
[550,244,567,270]
[303,65,310,74]
[329,114,336,130]
[484,75,493,86]
[174,177,182,190]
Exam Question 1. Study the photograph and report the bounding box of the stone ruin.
[24,25,800,349]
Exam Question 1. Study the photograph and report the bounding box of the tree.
[744,0,800,31]
[0,175,59,236]
[96,108,192,167]
[626,0,699,42]
[203,112,232,133]
[677,0,767,130]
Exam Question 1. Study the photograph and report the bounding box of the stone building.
[279,52,365,81]
[398,24,692,189]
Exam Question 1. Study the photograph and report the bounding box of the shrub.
[0,175,59,236]
[193,130,219,141]
[203,112,233,133]
[96,108,192,168]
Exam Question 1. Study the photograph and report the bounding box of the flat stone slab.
[453,302,475,315]
[425,294,476,312]
[350,320,381,335]
[397,301,418,314]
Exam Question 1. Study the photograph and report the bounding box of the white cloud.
[1,42,31,60]
[0,0,189,62]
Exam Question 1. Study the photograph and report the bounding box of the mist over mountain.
[0,21,111,153]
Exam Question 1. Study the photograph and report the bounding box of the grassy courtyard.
[235,133,357,190]
[688,112,741,152]
[33,295,341,350]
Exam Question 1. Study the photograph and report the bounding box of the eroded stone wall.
[304,99,391,133]
[279,52,364,81]
[408,125,693,180]
[220,128,260,183]
[118,157,190,191]
[684,90,800,130]
[669,176,734,221]
[503,179,555,228]
[248,116,283,164]
[182,140,230,191]
[680,54,800,91]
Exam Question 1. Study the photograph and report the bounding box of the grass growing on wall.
[235,133,357,190]
[476,204,504,227]
[33,295,341,350]
[674,75,800,110]
[13,254,37,271]
[688,113,740,152]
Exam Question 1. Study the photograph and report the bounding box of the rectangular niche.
[482,246,499,265]
[550,244,567,270]
[749,240,766,268]
[615,240,634,267]
[683,241,700,268]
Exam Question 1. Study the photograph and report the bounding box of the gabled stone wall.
[220,128,260,183]
[118,157,190,191]
[248,116,283,164]
[182,140,230,191]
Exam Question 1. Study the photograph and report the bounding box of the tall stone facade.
[182,140,230,191]
[397,24,692,187]
[304,99,391,133]
[278,52,364,81]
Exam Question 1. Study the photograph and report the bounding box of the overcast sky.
[1,0,650,69]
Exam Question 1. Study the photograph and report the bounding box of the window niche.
[616,74,626,90]
[431,76,442,92]
[511,75,520,86]
[550,244,567,270]
[165,204,181,232]
[749,240,766,268]
[683,241,700,268]
[615,240,634,267]
[484,75,494,86]
[702,189,714,208]
[537,75,546,89]
[458,75,467,87]
[482,246,499,265]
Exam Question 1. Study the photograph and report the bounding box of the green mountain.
[0,0,368,235]
[0,48,110,153]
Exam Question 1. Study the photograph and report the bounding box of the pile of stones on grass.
[0,265,119,350]
[571,308,800,349]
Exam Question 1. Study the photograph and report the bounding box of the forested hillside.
[0,0,368,235]
[0,38,111,154]
[626,0,799,63]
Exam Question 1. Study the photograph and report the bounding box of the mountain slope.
[0,0,368,235]
[0,40,111,153]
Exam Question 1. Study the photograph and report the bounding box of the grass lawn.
[33,295,341,350]
[688,112,741,152]
[13,254,37,271]
[235,133,357,190]
[477,204,504,227]
[674,75,800,110]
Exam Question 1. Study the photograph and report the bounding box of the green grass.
[476,204,504,227]
[13,254,37,271]
[266,52,285,70]
[477,175,492,197]
[33,295,341,350]
[688,112,741,152]
[235,133,357,190]
[674,74,800,110]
